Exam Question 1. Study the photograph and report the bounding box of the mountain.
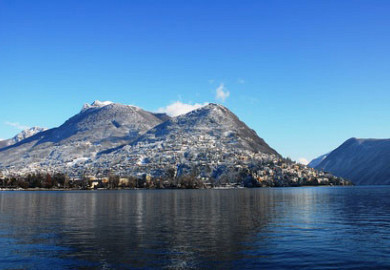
[0,101,165,169]
[90,103,279,179]
[310,138,390,185]
[96,103,278,158]
[0,127,47,149]
[0,101,352,188]
[308,153,329,168]
[130,103,277,155]
[0,102,279,177]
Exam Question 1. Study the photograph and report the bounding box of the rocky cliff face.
[310,138,390,185]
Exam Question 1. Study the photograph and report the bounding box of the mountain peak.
[12,126,47,142]
[92,100,113,106]
[199,103,225,110]
[178,103,230,120]
[81,100,114,111]
[81,100,142,112]
[0,126,47,149]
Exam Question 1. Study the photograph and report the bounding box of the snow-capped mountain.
[0,101,352,187]
[0,101,166,169]
[310,138,390,185]
[0,127,47,149]
[132,103,278,155]
[0,102,279,177]
[85,103,279,181]
[93,103,278,173]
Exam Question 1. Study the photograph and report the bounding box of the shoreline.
[0,185,351,191]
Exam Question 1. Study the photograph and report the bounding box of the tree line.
[0,172,208,189]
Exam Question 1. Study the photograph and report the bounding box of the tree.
[43,173,53,188]
[127,176,137,188]
[81,175,90,189]
[53,173,66,188]
[17,179,29,189]
[108,175,120,189]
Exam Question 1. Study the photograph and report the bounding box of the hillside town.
[0,150,351,189]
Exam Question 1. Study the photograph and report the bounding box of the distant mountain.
[308,153,329,168]
[0,101,165,169]
[0,127,47,149]
[310,138,390,185]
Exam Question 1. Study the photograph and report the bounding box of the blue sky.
[1,0,389,163]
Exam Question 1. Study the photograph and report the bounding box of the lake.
[0,186,389,269]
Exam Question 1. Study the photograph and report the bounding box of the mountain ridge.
[0,127,47,149]
[0,101,165,169]
[0,101,278,170]
[310,137,390,185]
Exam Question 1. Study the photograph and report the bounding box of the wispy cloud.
[157,101,209,117]
[298,158,309,165]
[5,121,29,130]
[215,83,230,102]
[237,78,245,84]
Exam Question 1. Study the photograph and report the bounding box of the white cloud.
[215,83,230,102]
[298,158,309,165]
[5,121,29,131]
[157,101,209,117]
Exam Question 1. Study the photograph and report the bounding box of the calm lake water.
[0,186,389,269]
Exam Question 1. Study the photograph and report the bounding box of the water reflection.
[0,187,390,269]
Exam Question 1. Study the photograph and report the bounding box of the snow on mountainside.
[92,103,279,178]
[132,103,278,155]
[0,101,164,169]
[311,138,390,185]
[0,102,279,179]
[0,101,352,188]
[0,127,47,149]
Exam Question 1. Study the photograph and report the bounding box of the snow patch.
[66,157,89,166]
